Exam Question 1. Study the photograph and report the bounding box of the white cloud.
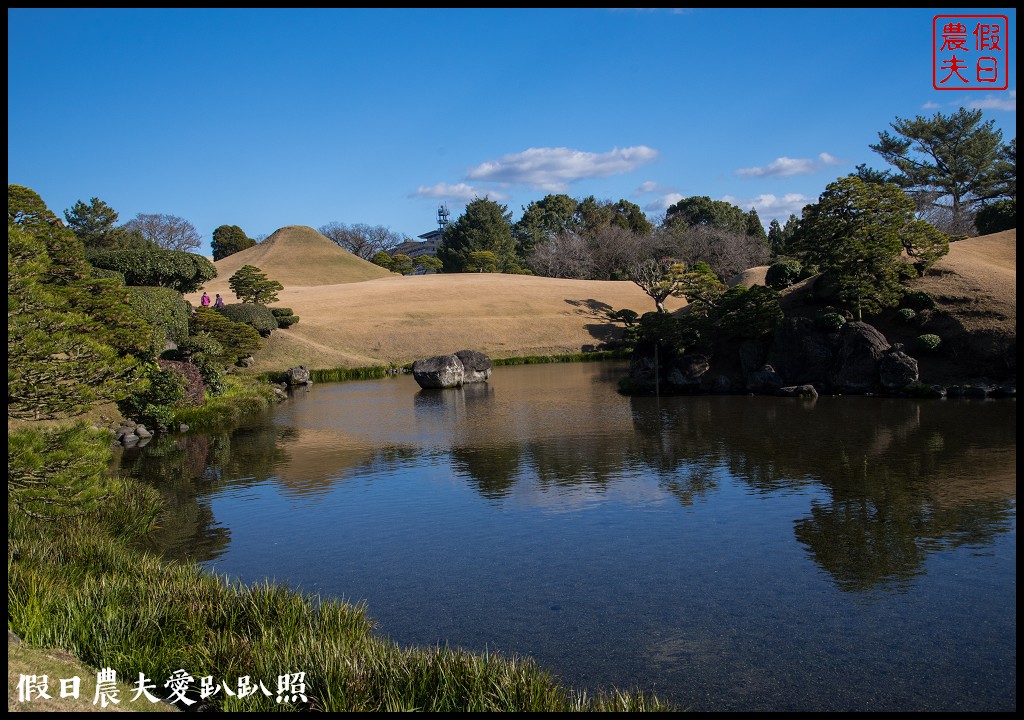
[643,193,685,213]
[636,180,661,194]
[466,146,659,192]
[723,193,812,219]
[968,89,1016,112]
[414,182,505,201]
[922,101,941,109]
[736,152,842,178]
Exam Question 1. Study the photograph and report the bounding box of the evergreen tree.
[767,218,785,256]
[8,186,149,420]
[514,193,579,261]
[870,108,1009,231]
[745,208,768,243]
[211,224,256,261]
[663,196,748,234]
[64,197,120,248]
[437,197,517,273]
[793,176,943,319]
[228,264,283,304]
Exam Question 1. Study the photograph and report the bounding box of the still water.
[120,362,1016,712]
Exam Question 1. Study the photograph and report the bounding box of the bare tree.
[587,225,660,280]
[318,222,408,260]
[122,213,202,252]
[627,257,684,313]
[912,190,978,236]
[661,224,769,281]
[527,230,596,279]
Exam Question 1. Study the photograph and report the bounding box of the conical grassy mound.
[208,225,392,290]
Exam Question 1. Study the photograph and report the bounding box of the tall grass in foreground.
[8,479,674,712]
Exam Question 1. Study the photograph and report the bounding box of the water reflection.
[122,365,1015,593]
[118,362,1015,710]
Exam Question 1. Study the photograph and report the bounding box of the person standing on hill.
[201,291,211,307]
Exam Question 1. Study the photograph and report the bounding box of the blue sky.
[8,8,1016,257]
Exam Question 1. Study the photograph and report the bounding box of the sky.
[7,8,1017,257]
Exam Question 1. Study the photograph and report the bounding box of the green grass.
[255,351,631,385]
[493,350,630,366]
[8,425,676,712]
[169,375,277,432]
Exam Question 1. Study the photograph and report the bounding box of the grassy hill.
[189,227,1015,381]
[204,225,392,291]
[773,229,1016,386]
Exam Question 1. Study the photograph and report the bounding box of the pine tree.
[228,264,283,304]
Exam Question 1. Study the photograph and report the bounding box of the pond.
[119,361,1016,712]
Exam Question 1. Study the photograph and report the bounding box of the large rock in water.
[285,365,311,385]
[412,354,465,389]
[454,349,492,383]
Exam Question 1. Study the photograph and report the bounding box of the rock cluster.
[628,319,931,397]
[412,349,493,389]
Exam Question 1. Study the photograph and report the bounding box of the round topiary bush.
[275,315,300,329]
[765,259,803,290]
[915,333,942,352]
[902,290,936,311]
[815,311,847,332]
[897,307,917,323]
[216,302,277,337]
[270,307,294,318]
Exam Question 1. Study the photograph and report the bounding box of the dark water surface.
[120,362,1016,711]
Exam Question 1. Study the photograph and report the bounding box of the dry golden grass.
[910,229,1016,335]
[188,226,685,371]
[206,225,392,290]
[187,226,1014,376]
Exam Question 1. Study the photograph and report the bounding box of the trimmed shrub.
[711,285,783,338]
[190,307,262,364]
[117,362,185,430]
[975,199,1015,235]
[275,315,300,329]
[270,307,294,318]
[915,334,942,353]
[216,302,277,337]
[901,290,936,310]
[173,332,227,395]
[125,286,191,356]
[764,259,803,290]
[897,307,917,323]
[158,358,204,407]
[90,266,125,283]
[815,311,847,332]
[86,248,217,293]
[608,308,640,326]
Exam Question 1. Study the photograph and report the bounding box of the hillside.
[204,225,392,291]
[188,227,1015,381]
[775,229,1016,386]
[243,273,686,370]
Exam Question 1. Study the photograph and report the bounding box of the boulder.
[454,349,493,383]
[285,365,311,386]
[879,348,919,390]
[777,384,819,399]
[746,364,784,394]
[413,354,465,389]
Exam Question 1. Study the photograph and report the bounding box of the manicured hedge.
[126,286,191,356]
[216,302,277,337]
[87,248,217,293]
